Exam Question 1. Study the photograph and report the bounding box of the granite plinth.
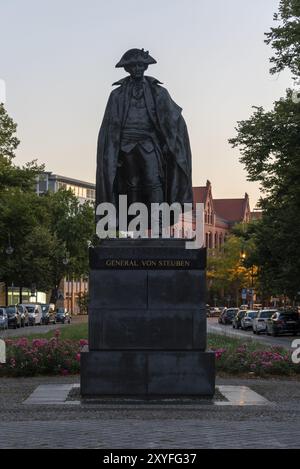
[81,239,215,397]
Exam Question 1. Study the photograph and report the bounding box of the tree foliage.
[207,234,257,305]
[229,0,300,301]
[0,105,95,300]
[265,0,300,78]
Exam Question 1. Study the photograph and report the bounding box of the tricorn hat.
[115,48,157,68]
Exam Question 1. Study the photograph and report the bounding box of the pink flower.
[79,339,88,347]
[32,339,48,348]
[76,353,81,362]
[61,369,69,376]
[15,338,29,347]
[215,348,226,359]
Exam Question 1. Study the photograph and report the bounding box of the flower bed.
[211,343,298,376]
[0,330,298,377]
[0,330,88,377]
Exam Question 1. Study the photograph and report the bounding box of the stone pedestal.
[80,239,215,396]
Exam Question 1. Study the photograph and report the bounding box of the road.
[207,317,295,350]
[0,322,69,339]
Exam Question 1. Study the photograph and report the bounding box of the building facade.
[36,172,96,314]
[36,172,96,204]
[173,180,251,248]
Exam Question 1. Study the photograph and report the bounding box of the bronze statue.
[96,48,193,223]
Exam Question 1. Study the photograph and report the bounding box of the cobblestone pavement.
[0,375,300,448]
[207,318,293,350]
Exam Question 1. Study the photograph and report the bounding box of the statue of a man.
[96,48,193,224]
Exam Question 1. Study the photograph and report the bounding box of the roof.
[43,172,96,190]
[213,198,249,223]
[192,186,207,205]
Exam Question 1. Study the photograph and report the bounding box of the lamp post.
[62,253,70,313]
[5,233,14,305]
[240,248,255,309]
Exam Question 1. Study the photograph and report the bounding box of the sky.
[1,0,293,208]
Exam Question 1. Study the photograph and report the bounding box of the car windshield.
[0,310,5,316]
[280,313,299,320]
[57,310,64,315]
[247,311,257,319]
[260,311,275,319]
[227,311,236,317]
[26,307,35,313]
[6,307,16,315]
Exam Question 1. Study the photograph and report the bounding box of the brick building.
[173,180,251,247]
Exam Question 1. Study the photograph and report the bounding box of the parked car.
[55,308,71,324]
[17,304,29,327]
[208,307,221,318]
[219,308,239,325]
[6,305,21,329]
[252,309,278,334]
[26,304,43,326]
[0,307,8,330]
[266,311,300,337]
[232,310,247,329]
[241,310,258,330]
[41,304,56,325]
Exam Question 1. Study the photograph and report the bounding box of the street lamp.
[5,233,14,255]
[5,233,14,305]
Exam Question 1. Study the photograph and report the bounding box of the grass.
[207,333,266,352]
[11,323,267,350]
[10,322,88,342]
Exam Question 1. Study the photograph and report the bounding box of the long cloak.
[96,76,193,211]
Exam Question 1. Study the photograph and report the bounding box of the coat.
[96,75,193,210]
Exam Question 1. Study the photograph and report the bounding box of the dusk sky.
[1,0,292,207]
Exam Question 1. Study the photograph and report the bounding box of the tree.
[265,0,300,78]
[0,104,95,303]
[229,0,300,301]
[207,235,255,306]
[229,92,300,300]
[43,189,95,303]
[0,103,19,160]
[76,291,89,315]
[0,104,42,192]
